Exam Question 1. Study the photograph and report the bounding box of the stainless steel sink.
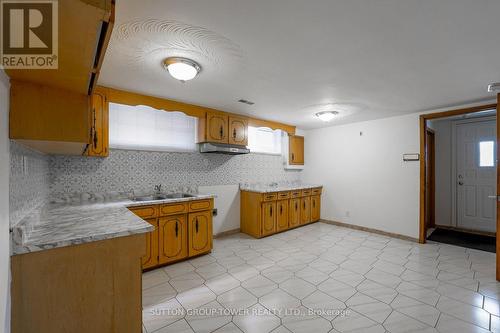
[132,193,195,201]
[164,193,195,199]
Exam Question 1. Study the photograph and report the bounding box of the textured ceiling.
[99,0,500,129]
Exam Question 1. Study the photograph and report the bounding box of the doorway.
[419,101,499,279]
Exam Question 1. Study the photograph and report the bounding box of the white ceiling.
[99,0,500,129]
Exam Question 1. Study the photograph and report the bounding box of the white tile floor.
[142,222,500,333]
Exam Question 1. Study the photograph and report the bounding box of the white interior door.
[456,119,497,232]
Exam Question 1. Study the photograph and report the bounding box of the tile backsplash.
[49,149,301,197]
[10,141,50,226]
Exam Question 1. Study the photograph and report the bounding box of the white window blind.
[248,126,282,155]
[109,103,197,152]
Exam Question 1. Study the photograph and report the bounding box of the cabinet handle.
[92,107,98,149]
[303,202,306,209]
[270,206,273,216]
[195,218,199,233]
[295,202,298,211]
[291,153,294,161]
[313,200,315,208]
[280,205,283,215]
[220,126,224,138]
[175,221,178,237]
[233,128,237,139]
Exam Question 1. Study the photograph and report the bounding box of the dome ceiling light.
[163,57,201,82]
[315,111,339,122]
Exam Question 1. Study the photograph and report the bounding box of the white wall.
[198,185,240,234]
[302,113,421,238]
[0,70,10,332]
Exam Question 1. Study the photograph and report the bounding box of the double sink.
[132,193,195,202]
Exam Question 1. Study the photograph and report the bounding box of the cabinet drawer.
[189,199,213,212]
[277,191,290,200]
[262,193,277,201]
[301,189,312,197]
[311,188,322,195]
[290,190,301,198]
[129,205,158,219]
[160,202,188,216]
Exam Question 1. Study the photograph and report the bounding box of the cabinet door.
[311,195,321,222]
[86,92,109,157]
[228,116,248,146]
[300,196,311,224]
[188,211,213,257]
[142,218,159,269]
[276,200,289,232]
[261,202,276,236]
[158,215,188,265]
[289,198,301,227]
[289,135,304,165]
[207,112,229,143]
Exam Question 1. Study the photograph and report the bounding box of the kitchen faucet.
[154,184,162,195]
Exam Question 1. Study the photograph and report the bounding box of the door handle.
[175,221,178,237]
[488,195,500,201]
[195,218,199,233]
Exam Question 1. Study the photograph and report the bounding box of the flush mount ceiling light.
[315,111,339,122]
[163,57,201,82]
[488,82,500,92]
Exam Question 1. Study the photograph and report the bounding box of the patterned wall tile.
[10,141,50,226]
[49,149,302,197]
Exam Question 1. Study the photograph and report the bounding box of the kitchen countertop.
[11,194,216,255]
[239,183,323,193]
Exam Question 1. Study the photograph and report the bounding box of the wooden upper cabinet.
[142,218,159,269]
[228,116,248,146]
[86,91,109,157]
[159,215,188,265]
[188,211,213,257]
[198,111,249,145]
[289,135,305,165]
[198,112,229,144]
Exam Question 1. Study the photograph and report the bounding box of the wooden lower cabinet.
[301,196,311,224]
[261,201,277,236]
[11,234,144,333]
[276,200,289,231]
[240,188,322,238]
[311,195,321,222]
[188,211,213,256]
[129,198,214,270]
[159,215,187,265]
[289,198,301,228]
[142,218,159,269]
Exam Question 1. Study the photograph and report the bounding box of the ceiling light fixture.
[315,111,339,122]
[163,57,201,82]
[488,83,500,92]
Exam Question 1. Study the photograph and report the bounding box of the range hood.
[199,142,250,155]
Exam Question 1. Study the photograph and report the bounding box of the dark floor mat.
[427,228,495,253]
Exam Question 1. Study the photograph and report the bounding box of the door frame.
[424,128,435,232]
[419,103,497,244]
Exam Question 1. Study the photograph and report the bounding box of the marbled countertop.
[11,194,215,255]
[239,183,323,193]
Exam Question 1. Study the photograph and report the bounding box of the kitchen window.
[248,126,282,155]
[109,103,197,152]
